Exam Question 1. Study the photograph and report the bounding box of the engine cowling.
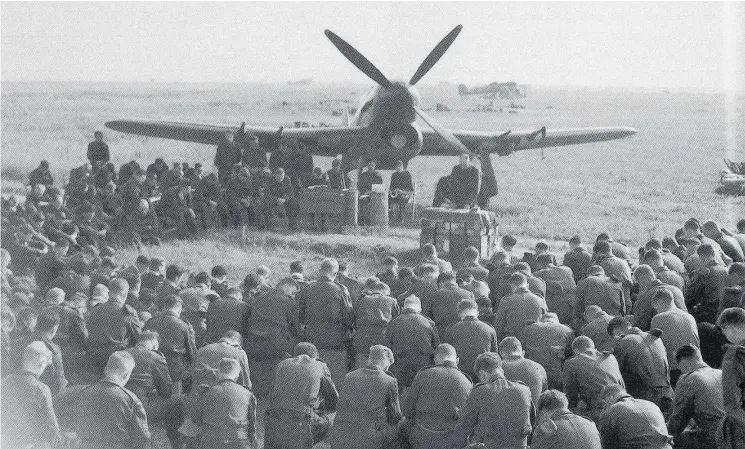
[381,123,422,152]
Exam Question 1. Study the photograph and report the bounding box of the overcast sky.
[2,2,744,91]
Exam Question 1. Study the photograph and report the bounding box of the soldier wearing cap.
[264,342,339,449]
[245,277,301,397]
[329,345,404,449]
[143,294,196,394]
[402,343,472,449]
[298,258,355,387]
[72,351,150,449]
[384,295,440,389]
[530,390,601,449]
[443,299,496,379]
[450,352,535,449]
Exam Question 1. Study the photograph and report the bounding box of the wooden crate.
[420,207,498,264]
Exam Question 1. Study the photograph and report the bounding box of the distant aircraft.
[106,25,636,206]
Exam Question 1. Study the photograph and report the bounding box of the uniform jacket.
[530,409,601,449]
[72,379,150,449]
[443,316,497,376]
[611,330,672,400]
[634,280,686,330]
[353,292,400,354]
[192,340,251,389]
[494,288,547,340]
[143,310,196,382]
[596,253,633,306]
[86,300,142,354]
[519,320,574,388]
[502,355,548,404]
[245,289,301,360]
[685,261,729,323]
[563,247,593,283]
[384,310,440,387]
[667,363,724,440]
[720,344,745,448]
[563,351,624,411]
[48,303,88,352]
[535,265,576,324]
[269,354,338,416]
[449,164,480,207]
[214,141,241,170]
[429,284,475,336]
[330,366,402,449]
[575,273,624,319]
[450,373,535,449]
[206,296,250,344]
[598,394,672,449]
[191,378,257,442]
[125,344,173,404]
[1,371,60,448]
[87,140,110,163]
[298,277,355,350]
[581,314,615,352]
[401,361,472,434]
[650,309,699,369]
[13,332,68,396]
[655,266,685,291]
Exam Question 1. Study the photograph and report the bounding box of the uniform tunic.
[530,409,601,449]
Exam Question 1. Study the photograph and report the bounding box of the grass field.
[2,81,744,252]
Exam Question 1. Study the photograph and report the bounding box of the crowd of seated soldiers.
[2,204,745,448]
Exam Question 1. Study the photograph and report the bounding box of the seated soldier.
[146,157,169,181]
[158,180,197,238]
[75,201,108,248]
[96,181,124,227]
[226,166,259,228]
[29,160,54,188]
[260,167,298,231]
[124,199,161,247]
[388,160,414,223]
[194,172,229,229]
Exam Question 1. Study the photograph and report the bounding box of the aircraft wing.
[105,119,367,156]
[420,126,637,156]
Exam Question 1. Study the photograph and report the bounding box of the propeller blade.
[414,106,470,154]
[324,30,391,88]
[410,25,463,86]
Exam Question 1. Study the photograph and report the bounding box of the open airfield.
[2,81,744,263]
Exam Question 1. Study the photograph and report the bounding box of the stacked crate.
[420,207,499,265]
[298,187,358,230]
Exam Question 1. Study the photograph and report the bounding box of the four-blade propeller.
[324,25,500,206]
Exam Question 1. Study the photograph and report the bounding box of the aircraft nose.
[618,126,638,138]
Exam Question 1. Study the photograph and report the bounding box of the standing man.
[214,131,241,184]
[72,351,150,449]
[357,160,383,225]
[264,342,339,449]
[87,130,110,167]
[449,153,480,209]
[401,343,473,449]
[450,352,535,449]
[329,345,403,449]
[298,258,355,386]
[384,295,440,389]
[388,160,414,223]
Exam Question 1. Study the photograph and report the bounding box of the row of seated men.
[1,212,745,449]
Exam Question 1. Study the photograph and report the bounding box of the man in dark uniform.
[607,317,672,410]
[443,299,496,379]
[597,384,672,449]
[389,160,414,223]
[450,352,535,449]
[214,132,241,183]
[686,243,729,324]
[353,278,400,367]
[143,295,196,394]
[336,261,364,308]
[1,342,60,449]
[12,307,68,396]
[261,167,299,230]
[563,235,593,283]
[530,389,601,449]
[519,312,574,389]
[429,271,475,337]
[288,144,314,190]
[86,278,142,376]
[357,160,383,225]
[667,345,725,449]
[329,345,403,449]
[29,159,54,188]
[72,351,150,449]
[326,157,350,189]
[189,357,258,449]
[384,295,440,389]
[449,153,480,209]
[494,273,547,340]
[297,258,355,386]
[192,330,251,390]
[206,287,249,344]
[264,342,339,449]
[499,336,548,404]
[401,343,472,449]
[240,135,267,173]
[226,166,258,227]
[87,130,110,167]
